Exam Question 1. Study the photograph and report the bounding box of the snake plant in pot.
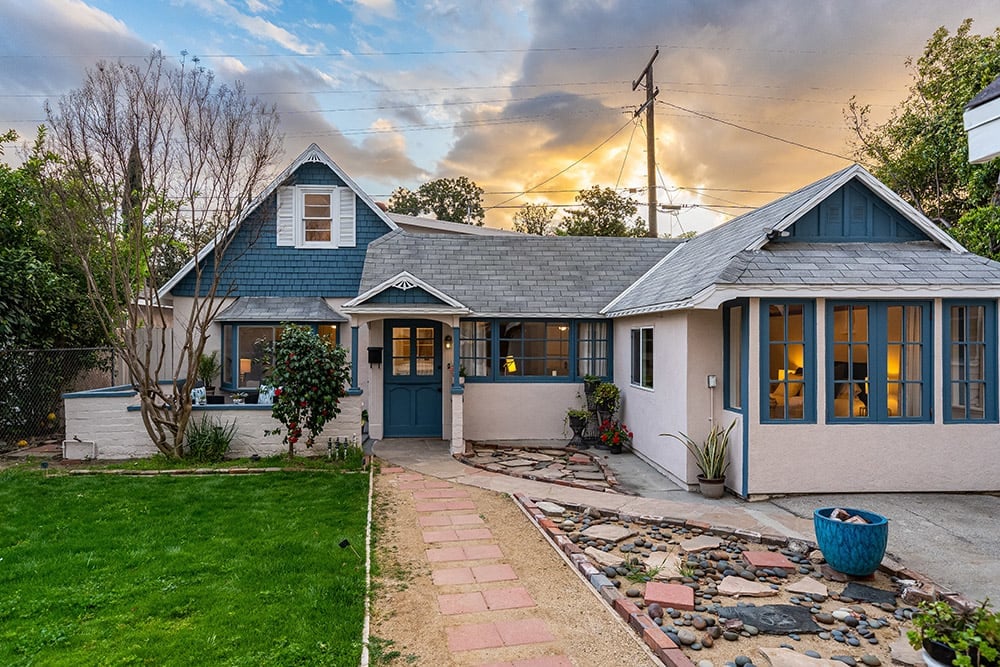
[664,420,736,498]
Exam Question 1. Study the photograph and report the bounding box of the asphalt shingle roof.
[358,231,680,317]
[216,296,348,322]
[606,167,851,313]
[731,242,1000,286]
[966,73,1000,110]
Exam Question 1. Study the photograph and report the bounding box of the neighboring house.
[964,73,1000,163]
[67,144,1000,496]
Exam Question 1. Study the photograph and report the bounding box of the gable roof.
[343,270,470,314]
[158,144,399,298]
[355,230,679,318]
[604,164,974,316]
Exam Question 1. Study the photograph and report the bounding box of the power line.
[657,98,860,163]
[484,118,636,211]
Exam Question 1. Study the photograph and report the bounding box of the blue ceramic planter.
[813,507,888,577]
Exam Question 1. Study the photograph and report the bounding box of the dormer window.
[277,184,356,249]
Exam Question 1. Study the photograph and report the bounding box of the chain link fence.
[0,347,117,453]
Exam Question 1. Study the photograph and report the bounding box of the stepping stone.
[519,452,555,462]
[645,551,683,579]
[535,469,568,480]
[759,647,844,667]
[644,582,695,610]
[536,501,566,517]
[568,453,591,464]
[841,582,896,606]
[719,575,779,598]
[719,604,822,634]
[574,471,606,481]
[681,535,722,553]
[582,524,635,543]
[744,550,796,569]
[888,630,925,666]
[585,546,626,568]
[499,458,537,468]
[787,577,829,597]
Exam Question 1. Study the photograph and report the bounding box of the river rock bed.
[555,506,924,667]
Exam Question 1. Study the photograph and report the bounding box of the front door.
[384,320,442,437]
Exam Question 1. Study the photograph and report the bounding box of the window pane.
[787,304,803,340]
[631,329,640,385]
[768,303,811,421]
[238,327,274,387]
[223,324,233,386]
[318,324,338,344]
[728,306,742,409]
[642,329,654,388]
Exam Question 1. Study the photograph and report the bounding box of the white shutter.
[276,186,295,246]
[338,187,356,247]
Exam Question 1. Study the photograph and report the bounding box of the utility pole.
[632,46,659,238]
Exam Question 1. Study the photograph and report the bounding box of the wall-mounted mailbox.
[367,347,383,365]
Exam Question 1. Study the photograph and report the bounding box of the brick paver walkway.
[381,466,576,666]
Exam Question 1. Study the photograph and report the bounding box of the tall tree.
[44,51,282,458]
[0,128,103,350]
[387,176,485,225]
[558,186,647,237]
[513,203,555,235]
[847,19,1000,242]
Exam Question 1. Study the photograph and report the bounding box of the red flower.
[613,434,620,444]
[274,388,282,397]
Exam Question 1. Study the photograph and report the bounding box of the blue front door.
[384,320,443,437]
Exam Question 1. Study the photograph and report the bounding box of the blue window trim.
[760,300,816,424]
[221,321,342,391]
[723,300,748,412]
[943,300,998,423]
[458,318,612,383]
[825,301,933,424]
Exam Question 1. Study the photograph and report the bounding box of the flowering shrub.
[265,323,351,457]
[599,419,632,448]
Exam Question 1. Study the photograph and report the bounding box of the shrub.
[185,414,237,462]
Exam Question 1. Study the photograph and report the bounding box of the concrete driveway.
[766,492,1000,605]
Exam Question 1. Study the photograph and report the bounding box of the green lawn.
[0,468,369,666]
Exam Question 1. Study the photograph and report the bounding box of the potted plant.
[664,420,735,498]
[583,374,601,396]
[593,382,620,419]
[598,419,632,454]
[231,391,247,405]
[813,507,888,577]
[197,351,221,393]
[908,599,999,667]
[566,408,590,449]
[459,365,467,385]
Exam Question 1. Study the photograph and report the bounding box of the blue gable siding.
[368,286,446,305]
[779,182,927,243]
[171,162,393,297]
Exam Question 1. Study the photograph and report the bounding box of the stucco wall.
[463,382,580,441]
[65,388,363,459]
[750,422,1000,493]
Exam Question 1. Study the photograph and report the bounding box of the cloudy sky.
[2,0,999,233]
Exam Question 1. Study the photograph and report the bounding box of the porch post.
[450,325,463,395]
[348,325,362,396]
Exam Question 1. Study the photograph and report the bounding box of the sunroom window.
[827,301,930,422]
[762,301,814,422]
[944,301,997,423]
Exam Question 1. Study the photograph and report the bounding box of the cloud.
[180,0,323,54]
[430,0,1000,232]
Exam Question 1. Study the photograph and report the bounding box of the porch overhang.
[215,296,348,322]
[342,270,470,315]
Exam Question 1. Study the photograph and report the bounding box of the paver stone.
[584,546,626,568]
[680,535,722,553]
[581,524,635,543]
[718,575,779,597]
